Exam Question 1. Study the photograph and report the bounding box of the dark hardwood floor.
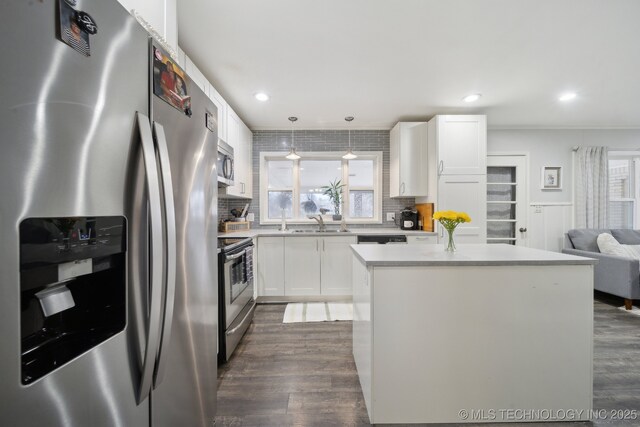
[216,293,640,426]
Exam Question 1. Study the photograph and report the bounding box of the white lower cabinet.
[284,237,321,296]
[321,236,357,295]
[257,237,284,296]
[257,236,357,297]
[407,235,437,244]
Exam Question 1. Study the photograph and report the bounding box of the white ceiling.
[177,0,640,130]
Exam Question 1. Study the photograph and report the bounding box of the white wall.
[488,129,640,251]
[488,129,640,203]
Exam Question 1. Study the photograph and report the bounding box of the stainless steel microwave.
[217,139,234,187]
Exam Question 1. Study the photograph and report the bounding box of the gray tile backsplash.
[219,129,416,229]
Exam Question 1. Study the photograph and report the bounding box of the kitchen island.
[351,244,597,424]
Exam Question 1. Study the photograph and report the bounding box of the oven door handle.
[225,249,246,261]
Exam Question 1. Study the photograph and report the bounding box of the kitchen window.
[260,152,382,224]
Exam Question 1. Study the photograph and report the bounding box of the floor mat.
[283,302,353,323]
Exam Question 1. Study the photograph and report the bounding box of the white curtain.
[575,146,608,228]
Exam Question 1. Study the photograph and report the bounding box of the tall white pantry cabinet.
[416,115,487,243]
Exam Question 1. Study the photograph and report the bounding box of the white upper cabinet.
[222,108,252,199]
[390,122,429,198]
[117,0,177,51]
[434,115,487,175]
[184,57,209,94]
[239,121,253,197]
[208,86,227,143]
[226,107,240,150]
[178,51,252,199]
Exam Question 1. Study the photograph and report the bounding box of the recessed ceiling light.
[463,93,482,103]
[254,92,270,102]
[558,92,577,102]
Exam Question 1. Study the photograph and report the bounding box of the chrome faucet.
[308,215,326,232]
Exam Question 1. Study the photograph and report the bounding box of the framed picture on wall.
[541,166,562,190]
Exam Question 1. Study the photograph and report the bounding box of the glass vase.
[445,228,456,252]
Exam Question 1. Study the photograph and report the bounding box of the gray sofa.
[563,229,640,309]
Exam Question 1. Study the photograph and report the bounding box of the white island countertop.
[351,243,598,266]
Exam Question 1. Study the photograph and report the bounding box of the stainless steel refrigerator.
[0,1,218,426]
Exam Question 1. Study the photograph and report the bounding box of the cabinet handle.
[241,182,245,194]
[438,160,444,176]
[400,182,405,195]
[519,227,527,233]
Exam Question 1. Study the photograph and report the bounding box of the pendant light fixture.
[285,116,301,160]
[342,116,357,160]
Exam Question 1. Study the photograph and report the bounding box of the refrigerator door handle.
[135,112,165,404]
[152,121,177,387]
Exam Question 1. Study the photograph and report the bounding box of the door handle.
[225,249,246,261]
[223,156,229,178]
[135,112,165,404]
[151,121,177,388]
[519,227,527,233]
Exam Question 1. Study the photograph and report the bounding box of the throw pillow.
[597,233,640,259]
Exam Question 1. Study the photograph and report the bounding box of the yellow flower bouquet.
[432,210,471,252]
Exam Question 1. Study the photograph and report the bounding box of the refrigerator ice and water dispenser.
[19,216,127,384]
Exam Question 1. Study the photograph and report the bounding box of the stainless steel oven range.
[218,237,255,362]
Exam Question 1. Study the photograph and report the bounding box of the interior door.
[486,155,528,246]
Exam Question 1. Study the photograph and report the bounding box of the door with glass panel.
[486,155,528,246]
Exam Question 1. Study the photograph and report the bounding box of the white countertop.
[219,227,436,238]
[351,243,598,266]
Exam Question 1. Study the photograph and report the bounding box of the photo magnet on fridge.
[58,0,90,56]
[152,46,192,116]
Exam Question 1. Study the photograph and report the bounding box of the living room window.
[260,152,382,224]
[608,155,640,228]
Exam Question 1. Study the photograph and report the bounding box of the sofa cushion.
[597,233,640,271]
[611,229,640,245]
[567,229,611,252]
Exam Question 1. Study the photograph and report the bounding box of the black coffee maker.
[400,207,419,230]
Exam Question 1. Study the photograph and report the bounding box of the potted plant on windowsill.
[322,179,345,221]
